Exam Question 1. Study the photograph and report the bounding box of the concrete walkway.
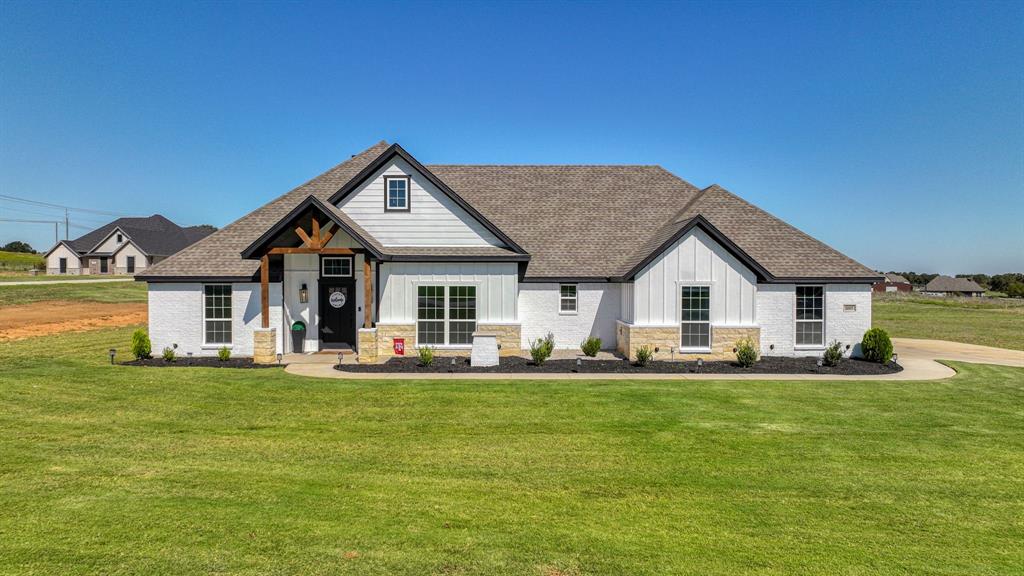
[284,338,1024,381]
[0,277,134,286]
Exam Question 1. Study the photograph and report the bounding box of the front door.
[319,280,356,347]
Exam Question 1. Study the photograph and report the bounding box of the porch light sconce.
[108,348,116,365]
[299,283,308,304]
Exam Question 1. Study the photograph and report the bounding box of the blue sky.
[1,1,1021,274]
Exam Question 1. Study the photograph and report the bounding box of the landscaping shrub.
[734,337,757,368]
[217,346,231,361]
[418,345,435,367]
[529,332,555,366]
[130,328,152,360]
[161,346,176,362]
[634,345,654,367]
[861,328,894,364]
[823,340,844,367]
[580,336,601,357]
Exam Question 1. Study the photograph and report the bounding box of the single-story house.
[138,142,881,362]
[923,276,985,297]
[873,273,913,293]
[44,215,214,276]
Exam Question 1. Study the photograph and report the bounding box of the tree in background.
[2,241,35,253]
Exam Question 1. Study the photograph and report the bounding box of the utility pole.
[55,222,58,244]
[64,209,69,240]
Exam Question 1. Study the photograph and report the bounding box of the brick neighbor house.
[137,142,880,362]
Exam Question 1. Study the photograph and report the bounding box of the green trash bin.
[290,321,306,353]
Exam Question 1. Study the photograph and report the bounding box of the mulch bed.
[337,355,903,375]
[121,357,279,369]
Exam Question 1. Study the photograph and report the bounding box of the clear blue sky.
[2,1,1021,274]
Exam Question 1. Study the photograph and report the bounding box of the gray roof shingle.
[925,276,985,293]
[140,141,877,282]
[63,214,214,257]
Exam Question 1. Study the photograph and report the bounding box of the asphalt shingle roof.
[141,141,876,281]
[64,214,214,257]
[925,276,985,293]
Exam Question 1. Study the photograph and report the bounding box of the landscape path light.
[108,349,116,365]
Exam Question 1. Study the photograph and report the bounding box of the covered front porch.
[242,196,381,362]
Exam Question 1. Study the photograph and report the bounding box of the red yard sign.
[393,338,405,355]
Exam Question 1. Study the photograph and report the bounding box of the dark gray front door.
[319,280,356,346]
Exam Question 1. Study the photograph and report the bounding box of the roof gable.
[329,144,526,254]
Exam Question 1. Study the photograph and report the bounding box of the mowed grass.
[0,273,133,282]
[0,250,44,272]
[1,327,1022,575]
[0,279,146,306]
[873,294,1024,351]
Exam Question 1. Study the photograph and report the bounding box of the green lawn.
[873,294,1024,351]
[0,279,146,306]
[0,273,134,282]
[0,250,44,272]
[1,327,1022,575]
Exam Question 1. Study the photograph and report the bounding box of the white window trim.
[559,284,578,315]
[321,256,353,277]
[679,284,712,352]
[414,283,480,348]
[794,285,826,349]
[384,175,410,211]
[202,284,233,348]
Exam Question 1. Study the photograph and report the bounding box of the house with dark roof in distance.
[923,275,985,298]
[873,273,913,293]
[44,215,215,276]
[138,142,882,363]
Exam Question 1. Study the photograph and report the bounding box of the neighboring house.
[923,276,985,297]
[873,273,913,293]
[44,215,214,276]
[138,142,880,362]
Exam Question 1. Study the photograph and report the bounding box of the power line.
[0,194,128,218]
[0,218,62,243]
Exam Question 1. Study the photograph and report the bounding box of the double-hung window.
[417,285,477,346]
[559,284,577,313]
[680,286,711,350]
[385,176,410,211]
[795,286,824,347]
[204,284,232,345]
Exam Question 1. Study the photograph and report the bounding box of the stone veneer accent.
[357,328,379,363]
[355,323,522,363]
[475,323,521,356]
[253,328,277,364]
[616,322,760,361]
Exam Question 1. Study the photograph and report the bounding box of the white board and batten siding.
[631,227,757,327]
[377,262,518,324]
[337,157,504,248]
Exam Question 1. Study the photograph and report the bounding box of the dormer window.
[384,176,410,211]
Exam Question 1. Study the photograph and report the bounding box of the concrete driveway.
[284,338,1023,381]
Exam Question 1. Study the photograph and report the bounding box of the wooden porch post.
[363,257,372,328]
[260,254,269,329]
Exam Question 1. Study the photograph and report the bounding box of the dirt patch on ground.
[0,300,146,341]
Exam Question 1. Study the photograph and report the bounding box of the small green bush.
[823,340,843,367]
[161,346,176,362]
[217,346,231,361]
[529,332,555,366]
[635,345,654,367]
[861,328,894,364]
[580,336,602,357]
[418,345,435,367]
[735,337,757,368]
[130,328,151,360]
